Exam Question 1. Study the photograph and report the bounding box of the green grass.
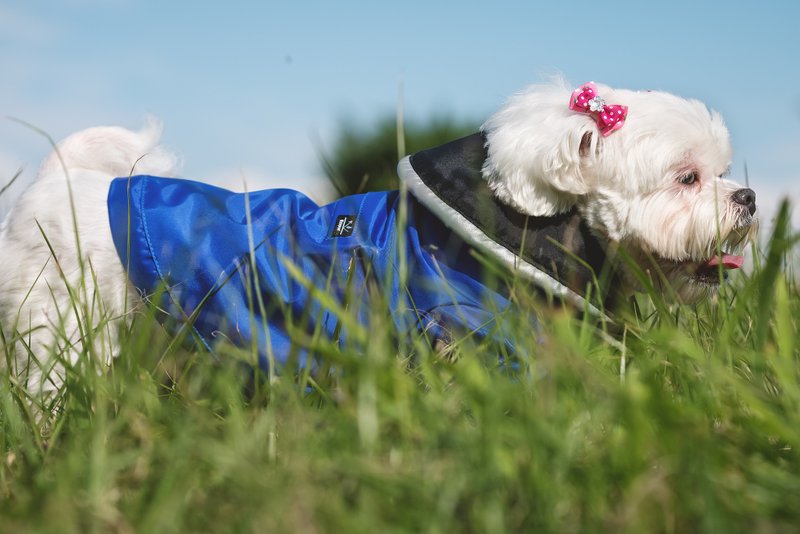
[2,198,800,532]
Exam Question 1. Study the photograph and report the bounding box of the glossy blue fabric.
[107,175,514,370]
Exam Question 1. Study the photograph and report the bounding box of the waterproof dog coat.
[107,134,612,370]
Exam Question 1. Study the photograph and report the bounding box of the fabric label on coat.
[332,215,356,237]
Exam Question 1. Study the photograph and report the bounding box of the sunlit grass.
[1,166,799,531]
[0,110,800,532]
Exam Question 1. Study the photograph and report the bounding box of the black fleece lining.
[407,133,616,307]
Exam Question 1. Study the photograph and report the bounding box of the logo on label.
[331,215,356,237]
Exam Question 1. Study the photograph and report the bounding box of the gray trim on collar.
[396,133,612,317]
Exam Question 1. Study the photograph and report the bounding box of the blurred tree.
[321,115,478,197]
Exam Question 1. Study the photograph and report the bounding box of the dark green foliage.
[321,115,478,196]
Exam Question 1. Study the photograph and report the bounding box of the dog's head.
[482,80,757,302]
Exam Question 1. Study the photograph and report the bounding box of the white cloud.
[202,166,336,206]
[750,180,800,236]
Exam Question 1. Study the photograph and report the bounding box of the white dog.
[0,81,757,400]
[0,120,178,398]
[478,82,756,302]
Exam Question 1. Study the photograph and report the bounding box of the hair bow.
[569,82,628,136]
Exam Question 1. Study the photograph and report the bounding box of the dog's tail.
[36,116,179,180]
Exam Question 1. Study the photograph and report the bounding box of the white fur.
[482,80,756,301]
[0,81,758,401]
[0,118,177,398]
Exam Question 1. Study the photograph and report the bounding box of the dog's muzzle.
[732,188,757,216]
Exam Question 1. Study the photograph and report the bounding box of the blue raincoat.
[107,176,513,370]
[107,134,610,371]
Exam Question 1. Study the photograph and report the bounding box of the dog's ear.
[579,131,593,158]
[481,84,599,217]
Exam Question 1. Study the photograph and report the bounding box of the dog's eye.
[679,172,698,185]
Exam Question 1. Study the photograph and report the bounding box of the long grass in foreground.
[1,200,799,532]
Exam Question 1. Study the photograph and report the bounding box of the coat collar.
[397,133,620,315]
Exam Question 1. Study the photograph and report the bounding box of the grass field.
[1,196,799,532]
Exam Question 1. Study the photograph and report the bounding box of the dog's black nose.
[732,188,757,215]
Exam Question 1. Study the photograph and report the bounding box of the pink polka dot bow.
[569,82,628,136]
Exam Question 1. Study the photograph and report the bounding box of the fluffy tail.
[36,116,179,180]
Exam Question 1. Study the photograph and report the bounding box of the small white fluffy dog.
[481,82,756,300]
[0,120,178,398]
[0,81,757,399]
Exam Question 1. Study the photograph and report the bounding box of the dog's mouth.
[690,253,744,284]
[676,222,755,285]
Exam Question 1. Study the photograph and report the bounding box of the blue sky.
[1,0,798,224]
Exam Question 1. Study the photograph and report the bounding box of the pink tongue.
[705,254,744,270]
